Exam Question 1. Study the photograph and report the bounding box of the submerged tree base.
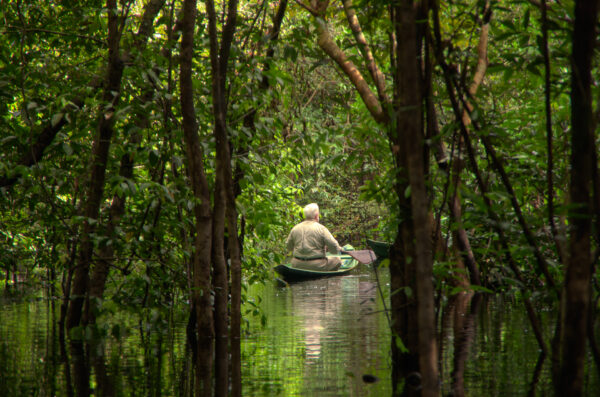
[2,273,599,396]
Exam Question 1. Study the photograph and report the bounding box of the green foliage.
[0,0,587,329]
[2,1,600,396]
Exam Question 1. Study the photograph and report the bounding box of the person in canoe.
[286,203,343,271]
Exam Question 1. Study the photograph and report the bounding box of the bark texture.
[206,0,241,394]
[180,0,214,394]
[66,0,124,330]
[86,0,166,325]
[560,0,599,395]
[394,2,438,395]
[314,18,387,123]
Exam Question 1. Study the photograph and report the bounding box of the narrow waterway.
[1,267,599,395]
[242,272,391,396]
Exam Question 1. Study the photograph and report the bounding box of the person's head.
[303,203,319,221]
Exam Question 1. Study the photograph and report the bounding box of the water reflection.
[2,272,600,395]
[439,291,481,397]
[241,271,392,396]
[296,283,326,361]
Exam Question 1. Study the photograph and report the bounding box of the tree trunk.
[86,0,166,325]
[211,170,229,395]
[180,0,214,395]
[314,16,387,123]
[560,0,599,395]
[449,292,480,397]
[393,1,438,395]
[206,0,242,394]
[66,0,123,331]
[389,221,420,395]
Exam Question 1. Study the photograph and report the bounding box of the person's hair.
[303,203,319,220]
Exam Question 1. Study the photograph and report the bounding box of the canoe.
[274,253,359,283]
[366,239,391,259]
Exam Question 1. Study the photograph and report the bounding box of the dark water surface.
[1,267,599,396]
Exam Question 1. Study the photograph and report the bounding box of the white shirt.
[286,220,341,259]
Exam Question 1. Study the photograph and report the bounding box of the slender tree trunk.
[226,187,243,397]
[394,1,438,395]
[86,0,166,325]
[388,4,418,392]
[450,0,492,287]
[449,181,475,287]
[390,221,420,395]
[211,171,229,395]
[432,0,549,357]
[59,240,77,338]
[180,0,214,394]
[451,292,480,397]
[430,0,487,288]
[70,341,90,397]
[426,57,474,287]
[204,0,238,394]
[86,138,137,324]
[66,0,123,331]
[447,171,478,285]
[206,0,241,394]
[559,0,599,395]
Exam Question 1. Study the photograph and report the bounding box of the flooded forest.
[1,0,600,396]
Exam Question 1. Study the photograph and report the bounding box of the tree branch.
[0,0,166,189]
[2,26,104,44]
[432,0,548,354]
[314,17,387,123]
[341,0,389,106]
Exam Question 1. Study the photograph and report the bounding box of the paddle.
[340,249,377,264]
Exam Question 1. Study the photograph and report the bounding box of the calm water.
[1,267,598,396]
[241,272,391,396]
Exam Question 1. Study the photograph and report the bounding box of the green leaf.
[394,335,408,353]
[61,142,73,156]
[51,113,64,127]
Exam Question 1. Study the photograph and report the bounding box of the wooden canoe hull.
[274,254,358,282]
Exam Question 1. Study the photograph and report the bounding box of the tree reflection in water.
[439,291,481,397]
[3,273,600,395]
[241,272,392,396]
